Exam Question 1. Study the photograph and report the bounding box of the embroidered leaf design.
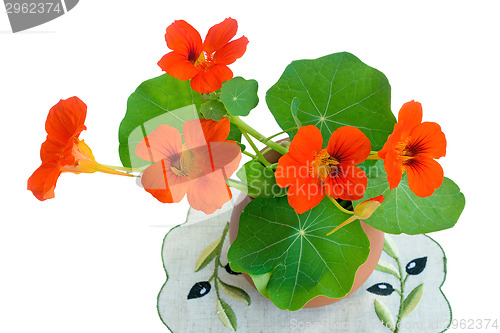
[405,257,428,276]
[119,74,204,168]
[354,161,466,234]
[224,263,241,275]
[201,100,226,121]
[266,52,395,150]
[383,235,399,259]
[367,283,394,296]
[228,196,370,310]
[376,259,400,279]
[374,299,396,331]
[187,281,212,300]
[220,77,259,117]
[216,298,237,331]
[218,279,251,306]
[195,238,222,272]
[401,283,425,319]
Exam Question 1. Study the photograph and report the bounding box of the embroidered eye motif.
[367,283,394,296]
[187,281,212,299]
[406,257,427,275]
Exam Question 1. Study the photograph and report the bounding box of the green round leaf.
[355,161,466,234]
[266,52,396,150]
[236,160,286,198]
[118,74,204,168]
[200,100,227,121]
[227,196,370,311]
[220,77,259,117]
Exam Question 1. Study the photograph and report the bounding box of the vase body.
[228,193,384,308]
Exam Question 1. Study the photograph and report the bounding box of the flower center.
[309,148,340,180]
[192,52,214,72]
[169,150,195,178]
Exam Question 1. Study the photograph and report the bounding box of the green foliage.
[118,74,204,168]
[220,77,259,117]
[200,100,227,121]
[236,160,286,198]
[355,161,465,234]
[228,196,370,310]
[266,52,396,150]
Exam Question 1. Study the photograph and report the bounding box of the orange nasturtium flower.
[135,118,241,214]
[28,97,132,201]
[275,126,371,214]
[158,18,249,94]
[326,195,385,235]
[378,100,446,197]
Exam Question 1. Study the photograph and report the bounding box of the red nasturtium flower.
[378,100,446,197]
[136,118,241,214]
[28,97,132,201]
[158,18,249,94]
[275,125,371,214]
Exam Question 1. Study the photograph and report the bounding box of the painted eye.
[367,283,394,296]
[406,257,427,276]
[187,281,212,299]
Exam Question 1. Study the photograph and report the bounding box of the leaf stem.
[366,151,382,160]
[241,131,272,167]
[226,179,249,193]
[327,195,355,215]
[100,164,145,173]
[242,150,258,159]
[228,115,289,156]
[394,257,406,333]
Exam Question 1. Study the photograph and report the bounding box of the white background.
[1,1,499,332]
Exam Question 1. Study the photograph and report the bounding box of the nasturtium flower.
[28,97,132,201]
[275,125,371,214]
[158,18,248,94]
[135,118,241,214]
[327,195,385,235]
[378,100,446,197]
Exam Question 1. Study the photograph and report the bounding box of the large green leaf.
[266,52,395,150]
[354,161,465,234]
[118,74,204,168]
[227,196,370,311]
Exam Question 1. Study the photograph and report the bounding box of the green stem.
[226,179,249,193]
[394,257,406,333]
[100,164,145,173]
[263,127,296,142]
[327,195,355,215]
[228,115,289,156]
[242,150,258,159]
[241,131,271,167]
[209,222,230,299]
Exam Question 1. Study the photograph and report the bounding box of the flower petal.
[183,118,231,148]
[288,125,323,163]
[286,177,324,214]
[165,20,203,59]
[190,64,233,93]
[394,100,423,139]
[408,121,447,159]
[275,154,309,188]
[203,18,238,54]
[27,162,61,201]
[406,157,444,197]
[45,97,87,146]
[208,141,242,177]
[383,151,404,190]
[141,160,188,203]
[186,169,233,214]
[323,165,367,201]
[158,51,201,81]
[136,125,183,163]
[213,36,249,65]
[327,126,371,165]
